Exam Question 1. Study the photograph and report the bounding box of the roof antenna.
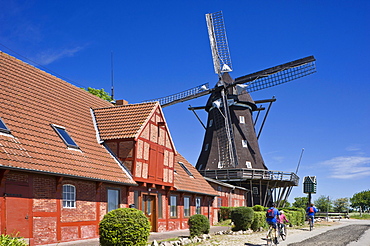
[110,52,115,103]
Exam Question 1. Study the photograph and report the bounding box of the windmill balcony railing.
[199,168,299,186]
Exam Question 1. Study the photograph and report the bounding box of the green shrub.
[0,234,28,246]
[219,207,234,221]
[252,205,266,211]
[188,214,210,238]
[280,207,305,226]
[251,211,268,231]
[231,207,254,231]
[99,208,150,246]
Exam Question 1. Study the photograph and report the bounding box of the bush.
[188,214,210,238]
[219,207,234,221]
[99,208,150,246]
[0,234,28,246]
[251,211,268,231]
[252,205,266,211]
[231,207,254,231]
[280,207,305,226]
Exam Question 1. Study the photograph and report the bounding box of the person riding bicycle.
[266,202,280,243]
[277,210,289,235]
[306,203,318,226]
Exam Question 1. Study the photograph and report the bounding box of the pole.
[295,148,305,174]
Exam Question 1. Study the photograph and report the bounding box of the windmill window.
[239,116,245,124]
[204,143,209,151]
[208,119,213,127]
[242,140,248,148]
[246,161,252,169]
[179,162,193,177]
[51,124,79,149]
[0,117,10,134]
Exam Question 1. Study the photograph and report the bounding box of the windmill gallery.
[0,11,316,245]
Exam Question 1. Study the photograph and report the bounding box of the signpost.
[303,176,317,205]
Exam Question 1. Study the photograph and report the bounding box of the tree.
[333,198,349,213]
[314,195,333,212]
[350,190,370,212]
[82,87,112,102]
[292,197,308,209]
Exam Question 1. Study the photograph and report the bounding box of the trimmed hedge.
[188,214,210,238]
[99,208,150,246]
[231,207,254,231]
[219,206,234,221]
[251,211,269,231]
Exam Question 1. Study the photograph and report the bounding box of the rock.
[151,240,159,246]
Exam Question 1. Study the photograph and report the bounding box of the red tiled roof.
[93,102,157,140]
[174,153,218,196]
[0,51,136,185]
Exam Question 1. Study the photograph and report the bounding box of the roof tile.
[0,52,135,185]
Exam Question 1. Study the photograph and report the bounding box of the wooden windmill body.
[144,11,316,206]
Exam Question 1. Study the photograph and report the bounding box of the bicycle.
[278,223,287,241]
[308,216,314,231]
[266,224,279,245]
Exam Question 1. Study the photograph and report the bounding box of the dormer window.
[179,162,193,177]
[51,124,79,149]
[0,117,10,134]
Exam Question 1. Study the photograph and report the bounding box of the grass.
[349,213,370,220]
[215,219,232,227]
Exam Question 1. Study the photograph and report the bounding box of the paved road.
[280,219,370,246]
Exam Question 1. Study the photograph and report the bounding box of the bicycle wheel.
[280,225,286,241]
[309,218,313,231]
[267,228,274,246]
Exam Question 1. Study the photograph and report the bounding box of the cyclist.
[266,202,280,244]
[306,203,318,227]
[277,210,289,236]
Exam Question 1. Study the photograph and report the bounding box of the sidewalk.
[45,226,230,246]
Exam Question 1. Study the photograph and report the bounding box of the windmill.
[144,11,316,206]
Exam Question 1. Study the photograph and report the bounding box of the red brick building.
[0,51,219,245]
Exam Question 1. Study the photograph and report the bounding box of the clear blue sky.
[1,0,369,204]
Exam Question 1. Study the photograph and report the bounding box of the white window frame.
[62,184,76,208]
[242,140,248,148]
[170,195,177,218]
[239,116,245,124]
[195,197,201,214]
[107,189,120,212]
[184,196,190,217]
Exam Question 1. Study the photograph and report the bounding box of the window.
[170,195,177,217]
[0,117,10,134]
[62,184,76,208]
[204,143,209,151]
[246,161,252,168]
[217,197,222,208]
[179,162,193,176]
[242,140,248,148]
[253,187,259,195]
[134,191,139,209]
[158,193,163,219]
[51,124,79,149]
[195,197,201,214]
[239,116,245,124]
[184,196,190,217]
[208,119,213,127]
[108,189,119,212]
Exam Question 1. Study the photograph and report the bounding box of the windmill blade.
[206,11,233,75]
[232,56,316,93]
[142,83,211,108]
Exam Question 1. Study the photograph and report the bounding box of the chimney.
[115,99,128,106]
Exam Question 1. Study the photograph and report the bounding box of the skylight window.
[179,162,193,177]
[51,124,79,149]
[0,117,10,134]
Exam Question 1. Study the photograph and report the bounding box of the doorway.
[143,195,157,231]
